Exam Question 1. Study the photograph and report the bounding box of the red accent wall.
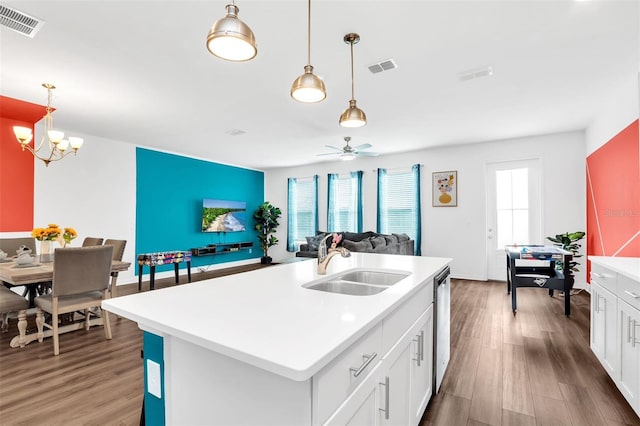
[586,120,640,274]
[0,96,47,232]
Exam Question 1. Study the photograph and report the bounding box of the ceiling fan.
[316,137,380,161]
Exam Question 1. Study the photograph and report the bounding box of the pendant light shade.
[291,65,326,103]
[339,99,367,128]
[340,33,366,128]
[290,0,326,103]
[206,3,257,62]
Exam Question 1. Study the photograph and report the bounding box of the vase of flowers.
[31,224,77,261]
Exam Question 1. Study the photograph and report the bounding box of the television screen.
[202,199,247,232]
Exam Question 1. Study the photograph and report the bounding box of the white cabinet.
[410,306,434,426]
[323,283,436,426]
[590,280,619,377]
[589,257,640,418]
[618,298,640,414]
[380,335,412,425]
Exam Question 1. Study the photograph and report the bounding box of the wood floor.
[0,274,638,425]
[423,280,640,426]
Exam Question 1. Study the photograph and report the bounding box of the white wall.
[265,131,586,285]
[32,130,138,285]
[586,72,639,154]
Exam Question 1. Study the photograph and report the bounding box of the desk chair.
[82,237,104,247]
[35,245,114,355]
[103,239,127,298]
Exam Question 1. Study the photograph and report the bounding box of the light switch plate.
[147,359,162,398]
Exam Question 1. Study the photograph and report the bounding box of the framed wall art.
[433,171,457,207]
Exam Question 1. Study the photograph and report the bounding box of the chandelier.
[13,83,84,167]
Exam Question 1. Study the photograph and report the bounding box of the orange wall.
[586,120,640,263]
[0,96,47,232]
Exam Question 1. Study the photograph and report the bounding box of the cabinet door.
[591,282,619,378]
[618,299,640,415]
[410,305,434,426]
[324,363,382,426]
[380,341,411,425]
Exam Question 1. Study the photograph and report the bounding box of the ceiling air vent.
[368,59,398,74]
[0,4,45,38]
[458,66,493,82]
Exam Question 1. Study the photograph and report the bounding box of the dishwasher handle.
[435,266,450,286]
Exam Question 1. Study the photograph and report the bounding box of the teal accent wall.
[143,331,165,426]
[136,148,264,272]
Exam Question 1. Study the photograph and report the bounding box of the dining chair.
[82,237,104,247]
[103,239,126,298]
[0,237,37,255]
[0,286,29,347]
[34,245,114,356]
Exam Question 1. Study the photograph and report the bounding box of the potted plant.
[546,231,585,290]
[253,201,281,264]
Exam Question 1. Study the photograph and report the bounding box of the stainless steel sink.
[305,280,388,296]
[302,269,410,296]
[338,270,408,286]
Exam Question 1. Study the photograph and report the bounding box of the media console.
[192,241,253,257]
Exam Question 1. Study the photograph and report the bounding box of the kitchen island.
[103,252,451,425]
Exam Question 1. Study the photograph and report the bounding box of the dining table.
[0,255,131,348]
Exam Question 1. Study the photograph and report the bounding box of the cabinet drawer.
[314,322,383,425]
[619,275,640,311]
[382,282,433,355]
[591,264,618,294]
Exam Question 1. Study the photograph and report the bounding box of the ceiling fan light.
[206,4,257,62]
[291,65,326,103]
[339,100,367,128]
[340,152,356,161]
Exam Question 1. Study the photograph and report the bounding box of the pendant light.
[206,2,257,62]
[290,0,326,103]
[339,33,366,128]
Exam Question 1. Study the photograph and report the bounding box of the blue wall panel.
[143,331,165,426]
[136,148,263,272]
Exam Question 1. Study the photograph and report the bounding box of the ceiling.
[1,1,637,170]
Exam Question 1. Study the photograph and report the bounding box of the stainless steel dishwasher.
[433,265,451,394]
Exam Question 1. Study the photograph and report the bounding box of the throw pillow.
[383,234,398,245]
[393,233,410,242]
[305,233,328,251]
[369,236,387,248]
[343,239,373,252]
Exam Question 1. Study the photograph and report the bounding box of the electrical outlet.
[147,359,162,398]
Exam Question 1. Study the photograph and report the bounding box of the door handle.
[412,331,424,366]
[349,352,377,378]
[624,290,640,299]
[379,376,390,420]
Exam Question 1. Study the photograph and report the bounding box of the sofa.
[296,231,415,258]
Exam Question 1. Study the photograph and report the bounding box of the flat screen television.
[202,199,247,232]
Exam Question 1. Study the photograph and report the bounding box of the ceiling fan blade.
[356,151,380,157]
[316,152,340,156]
[353,143,372,150]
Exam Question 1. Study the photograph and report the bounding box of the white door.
[410,306,434,425]
[486,159,541,281]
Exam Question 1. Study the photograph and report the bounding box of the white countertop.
[589,256,640,281]
[103,253,451,381]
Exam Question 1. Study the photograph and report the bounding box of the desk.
[505,245,573,316]
[0,258,131,348]
[137,251,192,291]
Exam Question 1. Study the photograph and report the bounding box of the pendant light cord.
[350,40,355,101]
[307,0,311,65]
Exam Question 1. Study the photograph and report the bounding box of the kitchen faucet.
[317,233,351,275]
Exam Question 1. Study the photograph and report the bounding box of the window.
[377,164,421,255]
[495,167,529,249]
[287,175,318,252]
[327,171,363,233]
